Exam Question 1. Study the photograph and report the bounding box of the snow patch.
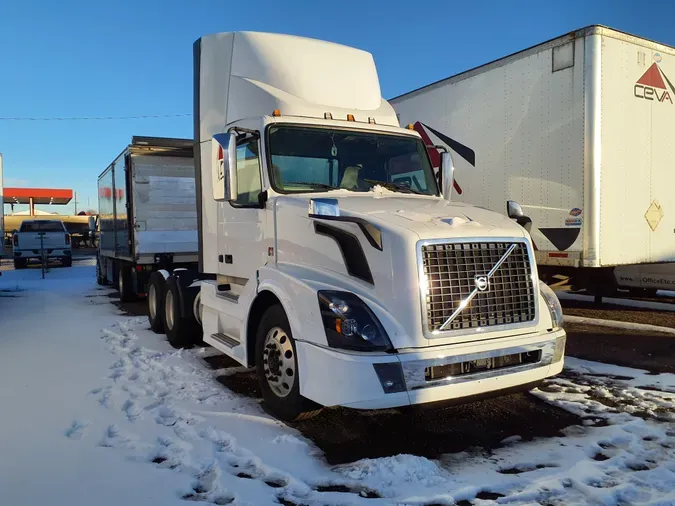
[336,454,447,486]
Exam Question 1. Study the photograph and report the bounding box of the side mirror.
[507,200,533,231]
[440,151,455,201]
[507,200,524,219]
[211,133,238,202]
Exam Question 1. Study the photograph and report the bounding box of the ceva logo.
[634,62,675,104]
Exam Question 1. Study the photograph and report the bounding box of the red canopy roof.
[5,188,73,205]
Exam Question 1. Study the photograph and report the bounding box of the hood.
[305,191,528,241]
[273,191,535,350]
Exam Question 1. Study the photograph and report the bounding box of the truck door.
[218,134,266,283]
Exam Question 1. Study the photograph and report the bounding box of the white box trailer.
[96,136,198,301]
[392,25,675,294]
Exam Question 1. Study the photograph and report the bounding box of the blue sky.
[1,0,673,214]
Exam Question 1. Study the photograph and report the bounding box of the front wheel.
[255,305,322,422]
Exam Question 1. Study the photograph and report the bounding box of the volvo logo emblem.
[474,275,489,292]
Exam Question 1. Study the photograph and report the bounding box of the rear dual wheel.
[96,256,107,285]
[147,271,166,333]
[163,276,201,349]
[118,265,136,303]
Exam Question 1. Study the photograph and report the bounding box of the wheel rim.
[165,290,175,331]
[149,284,157,320]
[263,326,296,398]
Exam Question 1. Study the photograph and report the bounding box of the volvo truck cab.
[154,31,566,421]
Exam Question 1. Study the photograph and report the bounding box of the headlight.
[318,291,393,351]
[539,281,563,330]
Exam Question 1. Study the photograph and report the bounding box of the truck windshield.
[268,125,439,196]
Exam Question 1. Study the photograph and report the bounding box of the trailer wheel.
[147,271,166,334]
[255,304,322,422]
[96,256,107,285]
[163,276,199,349]
[118,265,136,302]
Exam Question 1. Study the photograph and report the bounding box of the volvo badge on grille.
[474,275,489,292]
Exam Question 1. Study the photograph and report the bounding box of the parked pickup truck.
[12,220,72,269]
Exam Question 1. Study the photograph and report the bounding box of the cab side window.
[234,138,262,207]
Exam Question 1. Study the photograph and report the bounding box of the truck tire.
[63,257,73,268]
[255,304,322,422]
[118,265,136,302]
[14,259,27,270]
[163,276,199,349]
[147,271,166,334]
[96,256,107,285]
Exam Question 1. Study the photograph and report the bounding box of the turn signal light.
[272,109,281,117]
[406,123,415,130]
[347,114,355,121]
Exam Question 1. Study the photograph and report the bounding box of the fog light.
[373,362,406,394]
[553,335,566,363]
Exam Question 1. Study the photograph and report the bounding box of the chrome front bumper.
[399,333,565,391]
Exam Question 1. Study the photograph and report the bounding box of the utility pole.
[74,191,78,215]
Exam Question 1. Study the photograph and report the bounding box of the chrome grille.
[421,241,535,332]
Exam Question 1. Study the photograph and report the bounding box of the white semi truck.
[392,25,675,298]
[148,31,566,422]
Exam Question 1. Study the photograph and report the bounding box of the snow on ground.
[1,266,675,505]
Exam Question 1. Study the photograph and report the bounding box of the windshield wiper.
[363,179,426,195]
[284,181,341,191]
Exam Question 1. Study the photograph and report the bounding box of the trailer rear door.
[130,154,197,258]
[598,32,675,266]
